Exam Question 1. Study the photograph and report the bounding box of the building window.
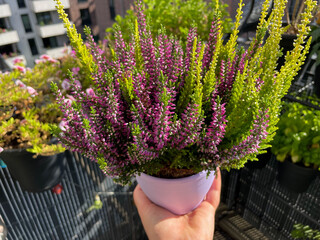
[17,0,26,8]
[0,19,6,30]
[42,37,58,49]
[36,12,53,26]
[0,44,14,56]
[28,39,39,56]
[109,0,116,21]
[21,14,32,33]
[78,0,87,2]
[80,8,91,26]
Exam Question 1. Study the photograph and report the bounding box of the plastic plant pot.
[0,149,67,193]
[278,160,318,193]
[136,170,215,215]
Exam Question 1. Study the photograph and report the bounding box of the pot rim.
[136,170,213,184]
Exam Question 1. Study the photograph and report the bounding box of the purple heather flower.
[72,67,80,75]
[86,88,96,97]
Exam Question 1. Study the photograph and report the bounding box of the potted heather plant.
[271,101,320,193]
[53,0,316,214]
[0,58,66,193]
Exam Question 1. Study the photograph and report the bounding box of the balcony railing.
[37,23,67,38]
[45,45,70,59]
[0,30,19,46]
[30,0,70,13]
[0,4,11,18]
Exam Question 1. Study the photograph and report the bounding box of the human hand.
[133,169,221,240]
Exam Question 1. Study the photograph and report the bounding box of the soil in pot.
[0,149,67,193]
[277,159,318,193]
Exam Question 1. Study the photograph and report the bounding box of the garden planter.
[246,148,272,169]
[136,170,215,215]
[0,149,67,193]
[277,160,317,193]
[314,64,320,97]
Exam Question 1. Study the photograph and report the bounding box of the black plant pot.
[314,64,320,97]
[278,160,318,193]
[277,33,297,70]
[0,149,67,193]
[246,149,272,169]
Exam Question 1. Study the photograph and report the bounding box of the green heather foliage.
[271,101,320,169]
[54,0,316,184]
[106,0,233,42]
[0,59,65,156]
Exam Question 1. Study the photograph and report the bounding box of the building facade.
[0,0,134,68]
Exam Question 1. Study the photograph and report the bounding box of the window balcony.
[0,30,19,46]
[30,0,70,13]
[0,4,11,18]
[45,45,70,59]
[37,22,67,38]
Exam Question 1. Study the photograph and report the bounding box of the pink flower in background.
[40,54,51,60]
[0,147,3,153]
[59,121,68,131]
[70,50,76,57]
[15,80,26,89]
[26,67,31,72]
[64,98,72,106]
[27,86,38,96]
[66,94,76,101]
[35,59,44,64]
[13,65,26,74]
[61,79,71,90]
[86,88,96,97]
[20,119,28,124]
[49,59,58,63]
[13,58,23,65]
[72,67,80,75]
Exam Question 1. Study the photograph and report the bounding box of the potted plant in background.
[53,0,316,214]
[309,8,320,97]
[106,0,233,43]
[291,223,320,239]
[271,101,320,193]
[277,0,318,69]
[0,59,66,193]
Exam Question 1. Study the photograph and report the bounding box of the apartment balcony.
[45,45,71,59]
[30,0,70,13]
[38,23,67,38]
[0,4,11,18]
[0,30,19,46]
[5,55,26,69]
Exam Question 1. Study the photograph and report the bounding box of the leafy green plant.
[106,0,233,43]
[291,223,320,239]
[271,101,320,169]
[0,59,65,156]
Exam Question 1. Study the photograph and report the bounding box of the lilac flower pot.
[136,170,215,215]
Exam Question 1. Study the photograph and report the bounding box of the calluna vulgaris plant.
[52,0,316,184]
